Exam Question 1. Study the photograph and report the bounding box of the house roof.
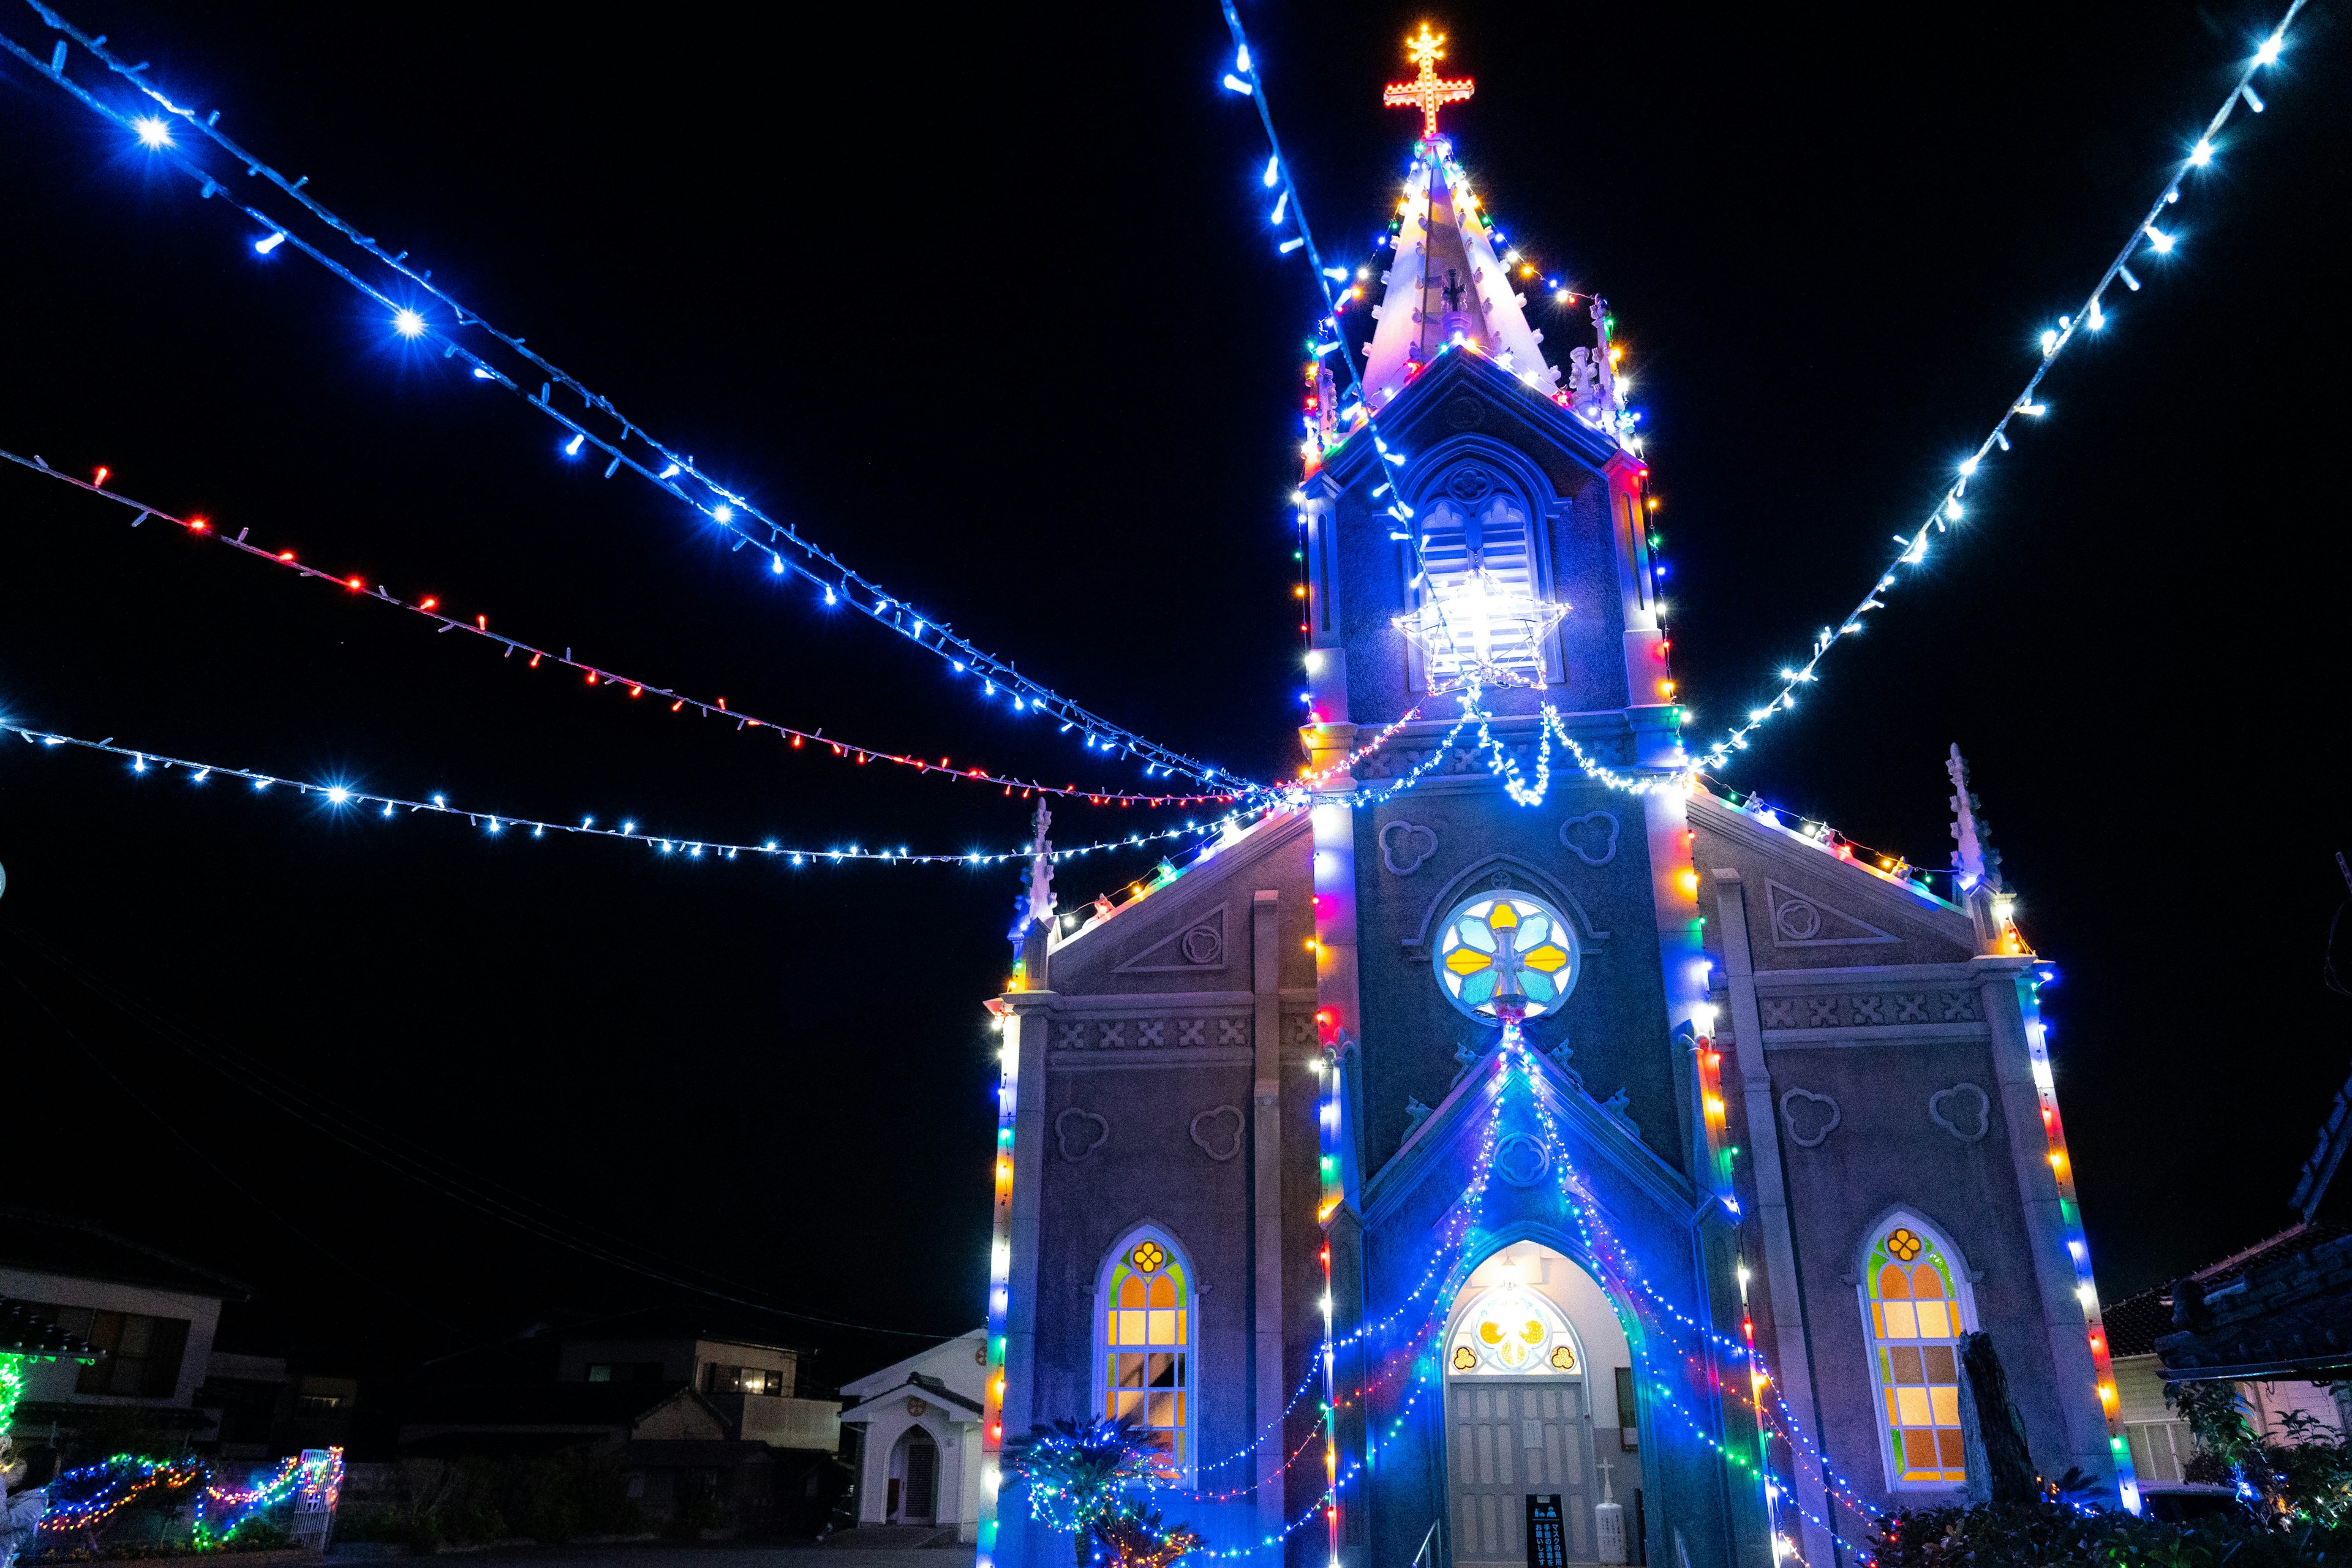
[842,1371,985,1422]
[839,1330,985,1402]
[2103,1221,2351,1359]
[0,1297,99,1360]
[2154,1226,2352,1382]
[0,1209,250,1301]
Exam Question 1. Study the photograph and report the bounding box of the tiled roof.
[0,1209,249,1300]
[2105,1221,2352,1359]
[2157,1229,2352,1381]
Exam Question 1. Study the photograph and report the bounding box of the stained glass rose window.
[1433,891,1578,1020]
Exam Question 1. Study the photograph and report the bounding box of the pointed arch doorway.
[1443,1242,1644,1568]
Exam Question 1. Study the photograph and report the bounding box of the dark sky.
[0,0,2345,1397]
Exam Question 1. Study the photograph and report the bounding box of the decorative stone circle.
[1929,1082,1991,1143]
[1055,1108,1109,1163]
[1379,820,1439,875]
[1559,810,1619,867]
[1189,1105,1245,1163]
[1780,1088,1841,1148]
[1180,923,1223,965]
[1773,897,1824,941]
[1494,1133,1551,1188]
[1444,398,1487,431]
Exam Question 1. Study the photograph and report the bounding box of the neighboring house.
[399,1310,843,1531]
[195,1352,362,1459]
[2104,1223,2352,1493]
[0,1209,247,1442]
[836,1330,987,1540]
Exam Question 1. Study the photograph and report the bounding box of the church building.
[972,32,2130,1568]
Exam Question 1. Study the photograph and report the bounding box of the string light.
[2,721,1287,869]
[0,6,1256,798]
[1685,0,2307,778]
[0,451,1240,811]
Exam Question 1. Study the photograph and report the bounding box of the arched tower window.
[1863,1217,1974,1488]
[1402,463,1557,689]
[1098,1229,1194,1479]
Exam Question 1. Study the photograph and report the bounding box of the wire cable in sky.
[0,0,1254,796]
[5,924,956,1341]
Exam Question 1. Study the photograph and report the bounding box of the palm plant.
[1003,1419,1196,1568]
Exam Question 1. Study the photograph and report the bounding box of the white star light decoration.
[1392,563,1569,692]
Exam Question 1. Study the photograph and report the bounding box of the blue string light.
[1,722,1287,869]
[0,2,1259,797]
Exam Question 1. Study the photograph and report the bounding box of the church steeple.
[1360,31,1560,407]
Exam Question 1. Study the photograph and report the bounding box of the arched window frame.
[1856,1210,1979,1491]
[1395,450,1566,693]
[1093,1224,1197,1485]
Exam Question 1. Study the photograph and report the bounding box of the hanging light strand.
[1689,0,2307,775]
[1218,2,1363,403]
[0,2,1255,797]
[0,450,1238,810]
[2,721,1287,868]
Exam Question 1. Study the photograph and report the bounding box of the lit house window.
[1866,1221,1970,1486]
[1100,1232,1192,1477]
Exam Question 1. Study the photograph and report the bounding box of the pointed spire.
[1357,34,1559,409]
[1025,799,1055,928]
[1948,745,2022,954]
[1945,744,2002,893]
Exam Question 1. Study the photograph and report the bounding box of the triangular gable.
[1689,791,1976,957]
[1046,808,1310,980]
[1760,878,1896,948]
[1114,905,1229,974]
[1363,1039,1696,1232]
[630,1388,731,1441]
[837,1328,986,1402]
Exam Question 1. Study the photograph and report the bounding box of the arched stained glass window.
[1865,1221,1970,1487]
[1100,1231,1192,1477]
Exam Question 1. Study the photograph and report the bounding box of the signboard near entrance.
[1525,1494,1567,1568]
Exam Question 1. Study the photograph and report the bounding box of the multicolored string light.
[0,450,1235,810]
[1,722,1284,869]
[0,2,1256,797]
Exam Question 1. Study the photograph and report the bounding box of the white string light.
[1688,0,2307,775]
[0,1,1254,797]
[2,722,1285,869]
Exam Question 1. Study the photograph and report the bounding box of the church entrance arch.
[1442,1242,1643,1568]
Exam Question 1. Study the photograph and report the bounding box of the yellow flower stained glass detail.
[1131,1240,1167,1273]
[1432,893,1580,1020]
[1447,1284,1579,1376]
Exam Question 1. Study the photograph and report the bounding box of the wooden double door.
[1447,1377,1599,1568]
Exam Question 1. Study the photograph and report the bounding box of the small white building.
[837,1329,987,1541]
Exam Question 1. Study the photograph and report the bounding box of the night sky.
[1,1,2346,1400]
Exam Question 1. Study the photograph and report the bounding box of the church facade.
[973,51,2131,1568]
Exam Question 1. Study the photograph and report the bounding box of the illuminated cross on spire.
[1383,26,1474,140]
